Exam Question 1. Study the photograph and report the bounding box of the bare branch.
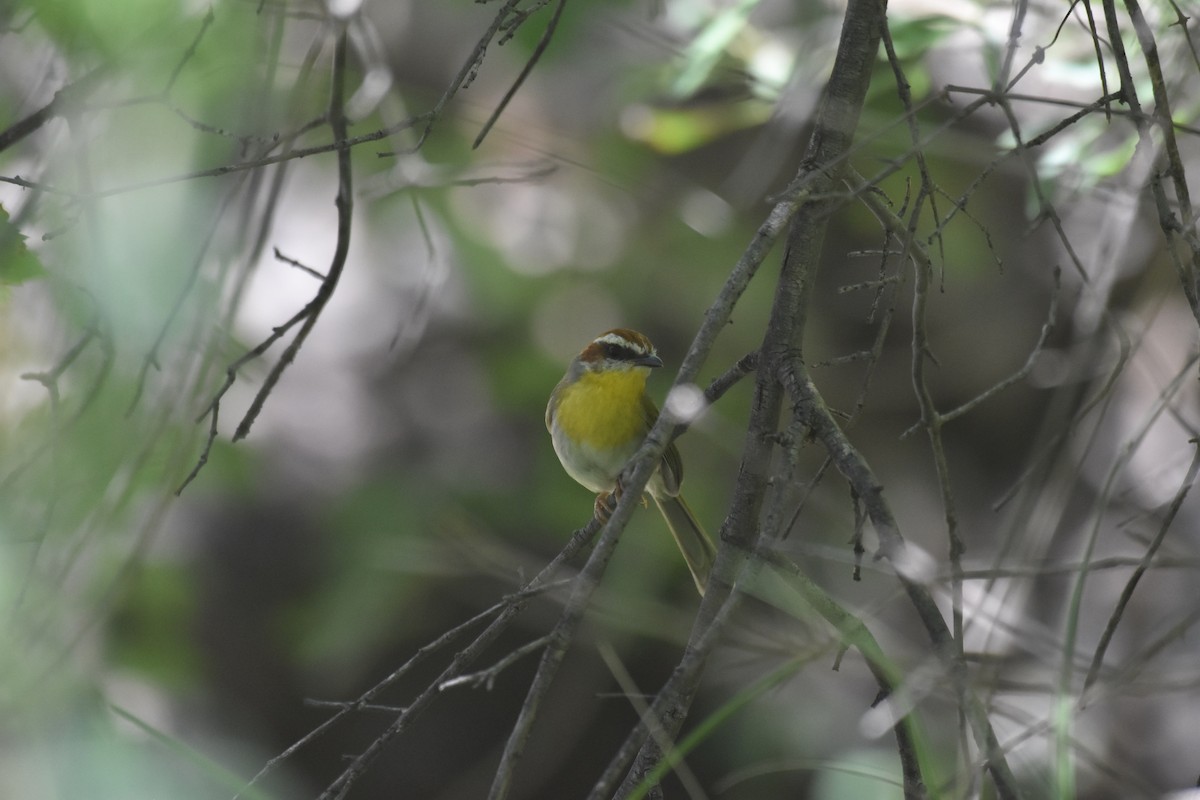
[439,634,552,692]
[780,360,1021,800]
[234,577,576,799]
[1084,443,1200,693]
[315,522,600,800]
[472,0,569,149]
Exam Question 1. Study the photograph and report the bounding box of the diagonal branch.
[0,68,106,155]
[230,29,355,443]
[485,492,641,800]
[232,575,575,799]
[472,0,569,149]
[780,360,1021,800]
[1102,0,1200,319]
[1084,442,1200,693]
[314,519,601,800]
[602,0,904,797]
[181,22,358,495]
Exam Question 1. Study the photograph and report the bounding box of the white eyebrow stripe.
[594,332,652,354]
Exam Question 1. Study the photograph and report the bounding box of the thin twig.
[127,187,244,417]
[485,506,637,800]
[233,578,574,799]
[900,267,1062,438]
[1122,0,1200,316]
[0,67,106,155]
[302,699,406,713]
[759,548,928,792]
[595,640,707,798]
[591,576,747,800]
[231,23,354,442]
[176,303,314,494]
[163,8,215,93]
[273,247,327,280]
[0,114,429,200]
[378,0,524,158]
[439,634,552,691]
[472,0,569,149]
[314,522,599,800]
[780,360,1021,800]
[1083,443,1200,693]
[601,1,926,796]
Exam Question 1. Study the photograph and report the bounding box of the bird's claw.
[594,486,620,522]
[594,478,649,523]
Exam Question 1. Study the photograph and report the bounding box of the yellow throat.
[554,369,649,450]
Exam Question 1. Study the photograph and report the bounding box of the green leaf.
[0,204,47,286]
[671,0,761,99]
[885,14,959,61]
[35,0,185,59]
[623,99,774,154]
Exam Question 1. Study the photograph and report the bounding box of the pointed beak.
[634,353,663,368]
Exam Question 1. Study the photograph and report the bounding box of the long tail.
[652,494,717,595]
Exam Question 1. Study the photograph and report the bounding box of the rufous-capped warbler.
[546,328,717,594]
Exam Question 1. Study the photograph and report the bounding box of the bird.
[545,328,717,594]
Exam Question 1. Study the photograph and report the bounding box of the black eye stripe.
[602,343,643,361]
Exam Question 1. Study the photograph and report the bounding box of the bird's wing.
[546,377,565,432]
[642,392,683,495]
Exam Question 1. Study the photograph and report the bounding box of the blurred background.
[2,0,1199,798]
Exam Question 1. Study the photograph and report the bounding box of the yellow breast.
[553,370,649,451]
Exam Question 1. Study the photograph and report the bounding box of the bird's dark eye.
[603,342,639,361]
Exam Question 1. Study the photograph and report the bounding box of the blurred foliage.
[109,563,201,689]
[0,203,45,286]
[2,0,1200,798]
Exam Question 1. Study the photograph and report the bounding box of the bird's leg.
[594,486,621,522]
[594,476,649,522]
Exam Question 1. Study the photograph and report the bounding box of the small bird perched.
[545,328,717,594]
